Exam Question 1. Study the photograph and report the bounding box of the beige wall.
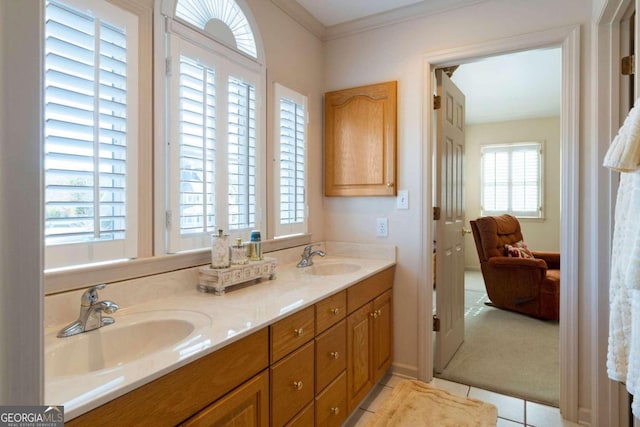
[464,117,561,270]
[245,0,325,241]
[322,0,594,418]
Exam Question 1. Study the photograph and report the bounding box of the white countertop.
[45,245,395,420]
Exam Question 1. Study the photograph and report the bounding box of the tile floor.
[345,374,583,427]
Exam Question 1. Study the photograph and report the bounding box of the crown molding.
[271,0,490,42]
[270,0,326,39]
[324,0,489,41]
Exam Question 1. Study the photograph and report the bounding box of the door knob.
[461,227,472,236]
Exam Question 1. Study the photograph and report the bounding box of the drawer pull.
[330,351,339,360]
[370,311,378,319]
[376,309,382,317]
[293,381,303,390]
[331,407,340,415]
[331,307,340,315]
[294,328,304,337]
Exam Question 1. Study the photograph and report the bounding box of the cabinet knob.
[386,182,394,187]
[331,307,340,315]
[294,328,304,337]
[330,351,339,360]
[370,311,378,319]
[331,407,340,415]
[293,381,303,390]
[376,309,382,316]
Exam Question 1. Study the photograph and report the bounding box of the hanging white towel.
[605,98,640,418]
[603,101,640,172]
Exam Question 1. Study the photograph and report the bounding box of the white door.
[434,69,467,373]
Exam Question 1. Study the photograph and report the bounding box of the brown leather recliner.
[470,214,560,321]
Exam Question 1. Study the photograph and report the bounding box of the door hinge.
[433,315,441,332]
[433,95,441,110]
[165,210,172,228]
[165,57,172,76]
[622,55,635,76]
[433,206,441,220]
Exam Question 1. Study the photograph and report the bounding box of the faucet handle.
[81,284,106,306]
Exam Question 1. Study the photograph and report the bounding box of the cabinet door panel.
[373,290,393,381]
[325,81,397,197]
[347,302,373,412]
[182,370,269,427]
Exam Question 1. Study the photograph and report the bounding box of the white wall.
[464,116,561,269]
[322,0,594,420]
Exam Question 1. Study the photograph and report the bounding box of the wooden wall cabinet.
[324,81,397,197]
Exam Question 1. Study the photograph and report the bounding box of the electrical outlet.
[376,218,388,237]
[397,190,409,209]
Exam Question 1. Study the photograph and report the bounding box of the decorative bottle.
[211,229,230,269]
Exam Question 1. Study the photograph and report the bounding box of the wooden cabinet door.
[181,370,269,427]
[324,81,397,197]
[346,302,374,412]
[373,289,393,382]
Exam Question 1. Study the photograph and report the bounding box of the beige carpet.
[366,380,497,426]
[436,272,559,406]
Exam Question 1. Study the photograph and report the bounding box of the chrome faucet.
[297,244,326,268]
[57,284,119,338]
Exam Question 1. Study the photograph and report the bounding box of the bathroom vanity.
[46,243,395,426]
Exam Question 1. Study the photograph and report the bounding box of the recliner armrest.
[531,251,560,269]
[488,256,548,270]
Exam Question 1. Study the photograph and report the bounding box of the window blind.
[481,143,542,218]
[44,0,137,269]
[278,97,305,225]
[227,76,256,231]
[178,56,216,235]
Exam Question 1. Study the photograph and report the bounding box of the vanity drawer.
[271,341,315,427]
[285,402,314,427]
[315,290,346,333]
[270,305,315,362]
[347,267,394,314]
[315,319,346,393]
[315,371,347,427]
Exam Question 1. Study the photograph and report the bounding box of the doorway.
[418,25,580,421]
[433,48,562,406]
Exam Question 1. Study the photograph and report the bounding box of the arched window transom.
[175,0,257,58]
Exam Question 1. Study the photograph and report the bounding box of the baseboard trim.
[578,407,591,426]
[391,362,418,379]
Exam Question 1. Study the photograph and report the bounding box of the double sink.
[46,261,361,380]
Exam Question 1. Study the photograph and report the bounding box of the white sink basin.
[306,262,361,276]
[46,310,211,378]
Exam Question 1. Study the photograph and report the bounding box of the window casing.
[163,1,265,253]
[43,0,139,270]
[480,142,543,218]
[273,83,308,238]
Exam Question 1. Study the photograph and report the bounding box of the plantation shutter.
[44,0,138,269]
[177,56,216,236]
[227,76,256,231]
[481,143,542,218]
[273,84,307,237]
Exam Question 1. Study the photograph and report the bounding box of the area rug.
[436,285,559,406]
[366,380,497,426]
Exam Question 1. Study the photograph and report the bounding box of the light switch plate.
[397,190,409,209]
[376,218,388,237]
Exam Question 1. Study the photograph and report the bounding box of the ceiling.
[291,0,561,124]
[452,48,561,124]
